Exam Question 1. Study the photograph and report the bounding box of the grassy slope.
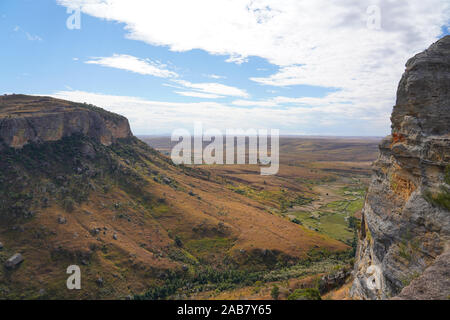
[0,132,347,299]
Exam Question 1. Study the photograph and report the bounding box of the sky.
[0,0,449,136]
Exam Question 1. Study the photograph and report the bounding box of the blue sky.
[1,0,449,135]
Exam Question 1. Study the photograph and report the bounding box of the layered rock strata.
[351,36,450,300]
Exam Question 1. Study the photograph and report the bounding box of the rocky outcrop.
[0,95,132,148]
[351,36,450,300]
[393,250,450,300]
[319,268,351,294]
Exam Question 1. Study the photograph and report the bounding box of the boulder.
[96,277,104,287]
[58,216,67,224]
[5,253,24,269]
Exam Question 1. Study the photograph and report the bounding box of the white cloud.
[233,95,348,108]
[175,91,223,99]
[46,90,388,136]
[173,80,249,98]
[232,99,277,108]
[85,54,178,78]
[225,54,248,64]
[25,32,43,41]
[14,26,43,41]
[204,74,226,79]
[55,0,450,135]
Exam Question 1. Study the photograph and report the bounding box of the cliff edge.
[351,36,450,300]
[0,94,132,148]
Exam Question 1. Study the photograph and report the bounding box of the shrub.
[287,288,321,300]
[175,236,183,248]
[348,216,359,230]
[270,285,280,300]
[62,197,75,212]
[423,165,450,210]
[445,165,450,185]
[424,187,450,211]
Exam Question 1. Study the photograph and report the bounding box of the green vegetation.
[270,285,280,300]
[174,235,183,247]
[133,250,354,300]
[287,288,321,300]
[185,237,235,262]
[288,210,355,244]
[227,184,313,212]
[0,133,178,222]
[424,187,450,210]
[337,185,366,197]
[62,197,75,212]
[423,165,450,210]
[262,250,352,283]
[398,233,421,264]
[326,198,364,215]
[348,216,360,230]
[295,176,337,187]
[445,165,450,185]
[285,186,365,245]
[134,267,264,300]
[401,272,421,287]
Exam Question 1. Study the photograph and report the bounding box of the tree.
[175,235,183,247]
[271,285,280,300]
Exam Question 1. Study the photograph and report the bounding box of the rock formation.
[351,36,450,300]
[0,94,132,148]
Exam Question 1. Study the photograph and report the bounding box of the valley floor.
[141,136,380,300]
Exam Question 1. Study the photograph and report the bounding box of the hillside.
[0,94,348,299]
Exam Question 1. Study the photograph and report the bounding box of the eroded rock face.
[0,95,132,148]
[351,36,450,300]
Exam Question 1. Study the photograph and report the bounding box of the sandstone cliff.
[351,36,450,300]
[0,94,132,148]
